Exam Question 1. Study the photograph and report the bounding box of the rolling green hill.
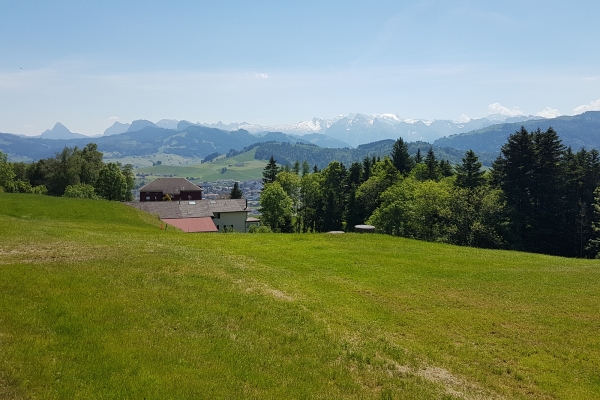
[1,193,599,398]
[136,148,267,182]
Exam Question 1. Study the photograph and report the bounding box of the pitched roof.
[139,178,202,194]
[206,199,248,213]
[127,199,248,220]
[162,217,218,233]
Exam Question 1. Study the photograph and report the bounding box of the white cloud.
[536,107,560,118]
[573,99,600,115]
[107,116,119,121]
[488,102,524,117]
[255,73,269,79]
[458,114,470,123]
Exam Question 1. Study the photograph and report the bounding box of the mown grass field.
[1,193,599,399]
[135,149,267,181]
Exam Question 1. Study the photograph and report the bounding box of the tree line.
[259,127,600,258]
[0,143,134,201]
[254,140,498,170]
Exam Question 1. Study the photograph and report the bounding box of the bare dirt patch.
[390,361,504,399]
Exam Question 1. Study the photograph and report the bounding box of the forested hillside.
[253,140,498,169]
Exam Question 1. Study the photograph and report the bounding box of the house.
[128,198,252,232]
[139,177,202,202]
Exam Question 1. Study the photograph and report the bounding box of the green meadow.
[1,193,599,399]
[135,149,267,181]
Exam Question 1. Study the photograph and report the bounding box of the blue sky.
[1,0,600,136]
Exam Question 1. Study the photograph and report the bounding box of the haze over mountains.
[3,111,600,164]
[23,112,547,146]
[98,112,541,145]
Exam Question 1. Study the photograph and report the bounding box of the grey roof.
[139,178,202,194]
[127,199,248,219]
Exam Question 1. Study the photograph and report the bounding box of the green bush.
[248,225,272,233]
[64,183,99,199]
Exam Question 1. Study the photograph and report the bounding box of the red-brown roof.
[139,178,202,195]
[162,217,218,233]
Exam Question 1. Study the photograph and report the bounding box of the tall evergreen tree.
[414,148,423,164]
[320,161,348,231]
[455,150,485,189]
[262,156,278,184]
[492,127,536,250]
[439,160,454,177]
[530,127,566,254]
[390,137,414,174]
[345,162,365,229]
[424,147,439,181]
[362,157,372,182]
[292,161,301,175]
[230,182,243,199]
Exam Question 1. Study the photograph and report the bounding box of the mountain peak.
[40,122,86,139]
[103,121,131,136]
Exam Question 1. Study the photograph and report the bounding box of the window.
[216,225,219,231]
[214,212,221,219]
[146,196,150,200]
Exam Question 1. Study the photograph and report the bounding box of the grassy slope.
[135,149,267,181]
[1,194,599,399]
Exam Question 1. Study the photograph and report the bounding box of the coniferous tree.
[362,157,372,182]
[455,150,485,189]
[530,127,566,254]
[301,160,311,176]
[439,160,454,177]
[424,147,439,181]
[390,137,414,174]
[586,187,600,258]
[230,182,243,199]
[492,127,536,250]
[262,156,278,184]
[415,148,423,164]
[292,161,301,175]
[320,161,348,231]
[345,162,364,229]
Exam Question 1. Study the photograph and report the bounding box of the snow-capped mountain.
[97,113,540,147]
[197,117,336,136]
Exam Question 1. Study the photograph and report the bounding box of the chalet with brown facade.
[139,178,203,202]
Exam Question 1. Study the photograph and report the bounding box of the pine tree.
[262,156,278,184]
[492,127,536,250]
[414,148,423,164]
[230,182,243,199]
[292,161,301,175]
[530,127,566,254]
[424,147,439,181]
[390,137,414,174]
[586,187,600,258]
[455,150,484,189]
[439,160,454,177]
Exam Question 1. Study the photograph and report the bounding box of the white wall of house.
[212,211,249,232]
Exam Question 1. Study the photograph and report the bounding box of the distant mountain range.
[93,113,541,148]
[0,125,349,162]
[433,111,600,153]
[25,113,541,146]
[3,112,600,165]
